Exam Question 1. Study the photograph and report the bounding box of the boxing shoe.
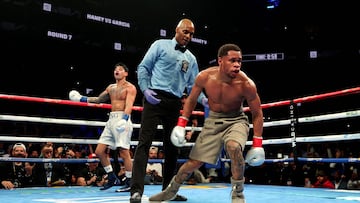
[100,172,120,190]
[172,194,188,201]
[149,176,180,201]
[130,192,142,203]
[231,177,245,203]
[115,177,131,192]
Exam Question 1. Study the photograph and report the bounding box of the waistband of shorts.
[109,111,126,118]
[209,110,244,118]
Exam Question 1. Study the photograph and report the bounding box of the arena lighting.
[42,2,81,18]
[114,42,122,51]
[42,2,51,12]
[160,29,167,37]
[267,0,280,9]
[309,50,318,59]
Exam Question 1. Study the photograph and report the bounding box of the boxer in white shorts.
[69,62,137,192]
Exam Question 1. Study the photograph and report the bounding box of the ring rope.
[1,132,359,146]
[1,108,358,130]
[0,94,205,116]
[1,86,359,114]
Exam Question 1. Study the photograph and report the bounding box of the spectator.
[0,143,34,189]
[32,143,67,187]
[312,170,335,189]
[329,148,346,178]
[0,142,6,157]
[331,169,348,189]
[158,149,165,159]
[347,170,360,190]
[76,153,107,187]
[281,160,305,187]
[145,146,163,185]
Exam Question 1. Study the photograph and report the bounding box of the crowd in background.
[1,141,359,190]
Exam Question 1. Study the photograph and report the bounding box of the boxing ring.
[2,184,360,203]
[0,86,360,203]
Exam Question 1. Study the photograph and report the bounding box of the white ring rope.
[1,109,359,146]
[1,109,358,128]
[0,115,202,131]
[1,133,360,147]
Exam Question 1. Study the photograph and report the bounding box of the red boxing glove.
[176,116,188,127]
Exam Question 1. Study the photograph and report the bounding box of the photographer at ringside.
[76,153,107,187]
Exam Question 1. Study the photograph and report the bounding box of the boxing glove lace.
[245,136,265,166]
[170,116,188,147]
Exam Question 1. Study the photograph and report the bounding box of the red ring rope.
[0,86,359,116]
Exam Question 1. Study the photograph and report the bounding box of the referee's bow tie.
[175,44,187,53]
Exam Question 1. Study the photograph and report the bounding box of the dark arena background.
[0,1,360,203]
[1,0,359,101]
